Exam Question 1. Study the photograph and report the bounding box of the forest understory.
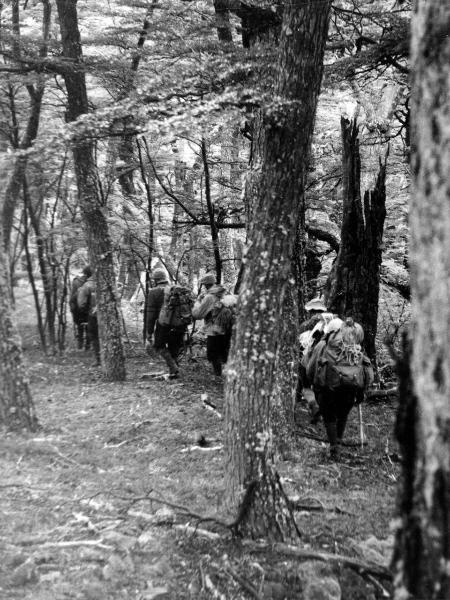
[0,293,399,600]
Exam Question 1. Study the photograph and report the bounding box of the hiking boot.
[325,422,340,460]
[212,360,222,377]
[330,444,340,461]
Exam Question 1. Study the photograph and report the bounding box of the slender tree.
[0,195,38,431]
[225,0,332,540]
[55,0,126,380]
[393,1,450,598]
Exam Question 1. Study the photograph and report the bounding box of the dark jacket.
[146,284,167,336]
[70,275,88,313]
[77,277,96,316]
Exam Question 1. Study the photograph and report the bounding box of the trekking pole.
[358,404,365,449]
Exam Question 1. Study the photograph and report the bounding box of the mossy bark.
[56,0,126,381]
[0,226,38,431]
[393,1,450,598]
[225,0,332,541]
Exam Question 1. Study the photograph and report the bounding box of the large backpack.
[158,285,193,328]
[69,276,86,312]
[313,328,373,391]
[209,294,237,336]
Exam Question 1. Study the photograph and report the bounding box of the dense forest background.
[1,1,449,599]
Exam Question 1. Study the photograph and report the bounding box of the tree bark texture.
[225,0,332,541]
[0,203,38,431]
[393,2,450,598]
[56,0,126,381]
[325,118,387,361]
[2,0,50,251]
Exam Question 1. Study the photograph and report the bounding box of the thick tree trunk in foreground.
[56,0,125,380]
[0,209,38,431]
[393,2,450,598]
[225,0,332,541]
[325,118,387,361]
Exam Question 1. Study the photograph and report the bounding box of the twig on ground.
[16,539,113,550]
[28,441,81,466]
[0,484,50,491]
[126,493,231,529]
[104,436,144,449]
[243,540,392,581]
[365,572,391,597]
[366,387,398,400]
[175,523,222,540]
[221,563,262,600]
[204,573,226,599]
[180,444,223,453]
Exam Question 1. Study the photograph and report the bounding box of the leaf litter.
[0,341,399,599]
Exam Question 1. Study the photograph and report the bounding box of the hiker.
[299,310,336,423]
[297,296,330,415]
[146,268,193,378]
[77,271,100,366]
[69,265,92,350]
[298,296,328,334]
[192,274,237,377]
[306,317,373,460]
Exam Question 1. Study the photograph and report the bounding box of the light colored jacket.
[192,285,236,336]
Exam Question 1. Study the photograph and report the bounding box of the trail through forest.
[0,294,399,600]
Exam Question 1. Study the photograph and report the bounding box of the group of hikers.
[70,266,374,460]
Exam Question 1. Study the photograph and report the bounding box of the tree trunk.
[393,2,450,598]
[2,0,50,251]
[325,118,387,362]
[224,0,332,541]
[0,203,38,431]
[56,0,126,381]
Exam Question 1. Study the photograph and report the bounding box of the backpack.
[209,295,237,336]
[158,285,193,328]
[69,276,86,312]
[313,328,374,391]
[77,279,97,317]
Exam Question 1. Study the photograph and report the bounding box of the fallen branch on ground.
[243,540,392,581]
[220,562,262,600]
[366,387,398,400]
[16,539,113,550]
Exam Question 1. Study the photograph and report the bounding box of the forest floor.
[0,294,400,600]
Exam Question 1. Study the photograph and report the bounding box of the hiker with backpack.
[146,268,193,378]
[306,317,374,460]
[299,310,336,423]
[69,265,92,350]
[192,274,237,377]
[77,270,100,366]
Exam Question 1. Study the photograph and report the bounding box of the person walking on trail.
[77,271,100,366]
[192,274,236,377]
[306,317,374,461]
[146,268,193,378]
[299,309,335,423]
[297,296,330,419]
[69,265,92,350]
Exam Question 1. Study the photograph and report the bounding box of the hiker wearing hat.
[297,296,327,392]
[306,317,373,460]
[192,273,237,377]
[146,268,191,378]
[299,296,327,334]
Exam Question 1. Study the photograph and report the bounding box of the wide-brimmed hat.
[305,297,327,312]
